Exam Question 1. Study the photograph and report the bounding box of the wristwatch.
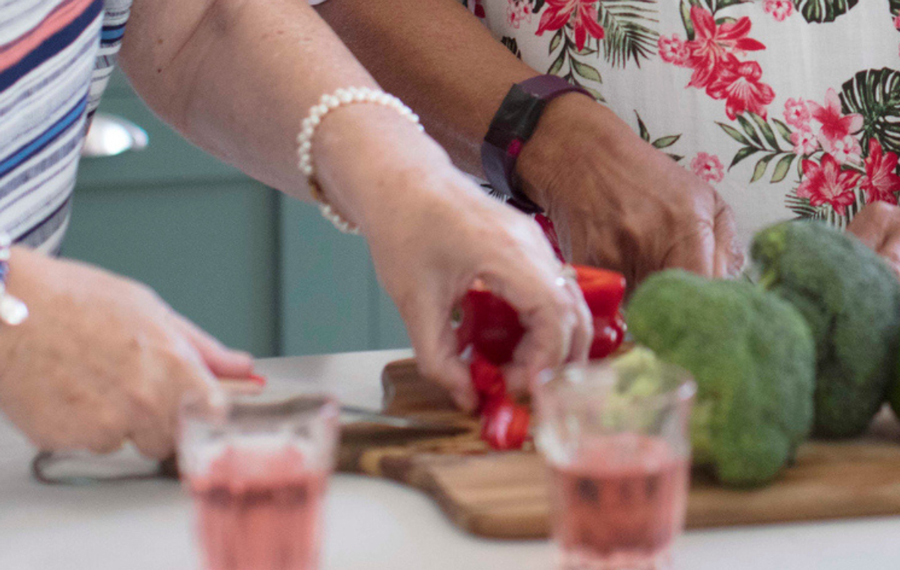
[481,75,593,214]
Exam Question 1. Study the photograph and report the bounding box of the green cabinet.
[62,71,409,358]
[277,198,409,356]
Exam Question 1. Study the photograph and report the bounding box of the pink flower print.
[536,0,605,51]
[763,0,794,21]
[861,139,900,205]
[894,14,900,30]
[507,0,532,29]
[691,152,725,183]
[705,56,775,120]
[796,154,862,216]
[822,134,863,166]
[684,6,766,90]
[658,34,690,66]
[784,98,811,129]
[791,128,819,156]
[808,88,864,148]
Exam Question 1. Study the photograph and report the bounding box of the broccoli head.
[627,270,815,487]
[751,221,900,438]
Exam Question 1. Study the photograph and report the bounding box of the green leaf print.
[533,0,546,14]
[729,147,759,169]
[770,154,796,183]
[772,119,794,146]
[549,29,563,55]
[548,49,566,75]
[891,0,900,17]
[598,0,660,68]
[635,112,651,142]
[839,68,900,155]
[718,123,752,146]
[680,0,699,40]
[571,59,603,83]
[792,0,859,23]
[749,113,781,152]
[652,135,681,149]
[751,154,777,183]
[737,115,763,147]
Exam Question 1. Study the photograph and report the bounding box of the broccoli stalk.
[751,221,900,438]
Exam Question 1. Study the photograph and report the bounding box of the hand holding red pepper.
[458,264,627,450]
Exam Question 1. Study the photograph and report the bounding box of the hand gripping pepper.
[457,265,628,450]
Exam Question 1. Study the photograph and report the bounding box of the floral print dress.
[465,0,900,245]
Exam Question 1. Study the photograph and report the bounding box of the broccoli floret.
[627,270,815,487]
[751,221,900,438]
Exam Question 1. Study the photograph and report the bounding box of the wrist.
[515,94,629,211]
[312,103,461,232]
[0,246,37,380]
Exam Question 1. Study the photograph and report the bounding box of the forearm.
[315,0,539,176]
[119,0,452,219]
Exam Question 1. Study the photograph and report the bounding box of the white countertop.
[2,348,900,570]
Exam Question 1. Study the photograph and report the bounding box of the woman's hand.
[517,95,743,290]
[313,106,592,411]
[369,167,592,410]
[848,202,900,278]
[0,248,253,458]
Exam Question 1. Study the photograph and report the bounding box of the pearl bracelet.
[0,233,27,326]
[297,87,424,235]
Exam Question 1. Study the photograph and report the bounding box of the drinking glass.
[535,358,695,570]
[178,392,339,570]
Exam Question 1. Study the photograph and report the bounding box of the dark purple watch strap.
[481,75,593,214]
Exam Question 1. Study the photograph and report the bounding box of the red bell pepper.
[573,265,626,318]
[457,289,524,366]
[588,312,627,360]
[480,397,530,451]
[457,263,627,450]
[468,354,530,449]
[469,352,507,409]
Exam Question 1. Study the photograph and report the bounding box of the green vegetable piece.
[752,220,900,438]
[627,270,815,487]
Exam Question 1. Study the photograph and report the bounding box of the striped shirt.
[0,0,130,254]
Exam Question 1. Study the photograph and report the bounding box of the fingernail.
[248,373,267,387]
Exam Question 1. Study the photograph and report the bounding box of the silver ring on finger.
[555,263,578,289]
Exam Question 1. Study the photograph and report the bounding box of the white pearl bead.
[298,87,420,235]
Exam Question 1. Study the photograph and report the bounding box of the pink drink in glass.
[549,434,689,569]
[179,394,339,570]
[536,353,695,570]
[188,447,328,570]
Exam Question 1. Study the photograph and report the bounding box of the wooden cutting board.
[336,358,900,539]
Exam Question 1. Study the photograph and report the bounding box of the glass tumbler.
[535,358,695,570]
[179,393,339,570]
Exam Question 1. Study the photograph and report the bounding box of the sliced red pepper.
[458,289,524,366]
[574,265,627,319]
[469,352,507,411]
[480,396,530,451]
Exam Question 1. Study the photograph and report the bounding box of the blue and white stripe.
[0,0,131,254]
